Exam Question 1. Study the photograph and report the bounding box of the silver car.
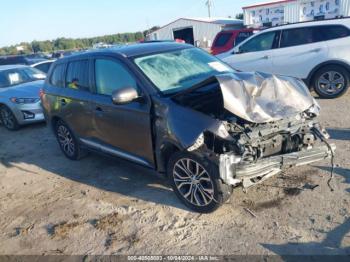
[0,65,46,130]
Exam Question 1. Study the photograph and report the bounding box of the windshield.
[134,48,234,95]
[0,67,45,88]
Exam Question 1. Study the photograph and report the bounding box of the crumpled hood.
[216,72,319,123]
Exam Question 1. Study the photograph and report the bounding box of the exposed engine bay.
[172,72,335,188]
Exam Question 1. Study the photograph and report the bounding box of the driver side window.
[239,31,278,53]
[95,59,137,96]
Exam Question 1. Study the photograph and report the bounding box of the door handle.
[60,99,66,106]
[262,55,269,59]
[95,107,104,116]
[311,48,322,53]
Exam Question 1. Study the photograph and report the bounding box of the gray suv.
[42,43,334,213]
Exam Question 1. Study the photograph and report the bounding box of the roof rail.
[260,16,350,29]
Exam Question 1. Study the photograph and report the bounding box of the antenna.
[206,0,212,18]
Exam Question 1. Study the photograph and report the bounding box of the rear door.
[223,30,280,73]
[269,26,329,79]
[89,56,154,166]
[58,59,94,139]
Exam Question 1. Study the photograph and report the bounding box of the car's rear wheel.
[167,151,232,213]
[313,65,349,99]
[55,120,84,160]
[0,105,20,131]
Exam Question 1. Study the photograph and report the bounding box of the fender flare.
[305,60,350,86]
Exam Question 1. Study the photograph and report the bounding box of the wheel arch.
[306,60,350,87]
[156,141,182,175]
[50,115,62,131]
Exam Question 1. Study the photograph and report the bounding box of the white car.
[30,60,55,74]
[219,18,350,98]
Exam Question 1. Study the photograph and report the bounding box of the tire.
[313,65,350,99]
[167,151,232,213]
[55,120,85,160]
[0,105,20,131]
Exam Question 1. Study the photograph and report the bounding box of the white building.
[147,17,243,48]
[243,0,350,27]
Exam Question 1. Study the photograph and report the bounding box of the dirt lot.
[0,93,349,256]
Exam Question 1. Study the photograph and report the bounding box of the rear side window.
[214,33,231,47]
[66,60,90,91]
[319,25,350,41]
[95,59,137,96]
[0,57,26,66]
[50,64,65,87]
[239,31,278,53]
[280,27,323,48]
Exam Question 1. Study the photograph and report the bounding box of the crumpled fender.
[153,97,232,150]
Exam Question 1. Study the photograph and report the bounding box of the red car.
[211,29,255,55]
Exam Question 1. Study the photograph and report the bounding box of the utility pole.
[206,0,212,18]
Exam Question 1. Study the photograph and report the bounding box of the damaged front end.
[174,72,336,189]
[218,118,335,188]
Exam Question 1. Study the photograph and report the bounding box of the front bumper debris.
[219,144,336,188]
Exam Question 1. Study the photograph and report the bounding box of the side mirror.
[111,86,139,105]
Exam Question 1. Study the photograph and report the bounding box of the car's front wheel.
[313,65,349,99]
[167,151,232,213]
[55,120,84,160]
[0,105,20,131]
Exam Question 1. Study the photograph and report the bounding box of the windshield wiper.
[170,75,218,98]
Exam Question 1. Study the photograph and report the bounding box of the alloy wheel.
[317,71,345,95]
[57,125,75,157]
[0,107,16,130]
[173,158,214,207]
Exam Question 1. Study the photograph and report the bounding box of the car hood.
[215,72,319,123]
[216,51,231,59]
[2,80,44,98]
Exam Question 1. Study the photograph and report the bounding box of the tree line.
[0,27,160,56]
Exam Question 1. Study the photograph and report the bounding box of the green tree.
[0,30,158,56]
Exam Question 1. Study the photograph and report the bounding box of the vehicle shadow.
[0,125,189,211]
[327,128,350,141]
[315,166,350,193]
[261,218,350,257]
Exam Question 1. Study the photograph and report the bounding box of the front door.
[90,57,154,166]
[224,30,280,74]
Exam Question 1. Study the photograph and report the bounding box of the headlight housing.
[10,97,40,104]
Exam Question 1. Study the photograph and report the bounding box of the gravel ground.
[0,92,349,256]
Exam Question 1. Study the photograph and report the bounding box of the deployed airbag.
[216,72,319,123]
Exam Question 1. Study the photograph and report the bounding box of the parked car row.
[0,55,46,66]
[0,50,80,73]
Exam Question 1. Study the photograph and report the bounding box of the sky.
[0,0,260,47]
